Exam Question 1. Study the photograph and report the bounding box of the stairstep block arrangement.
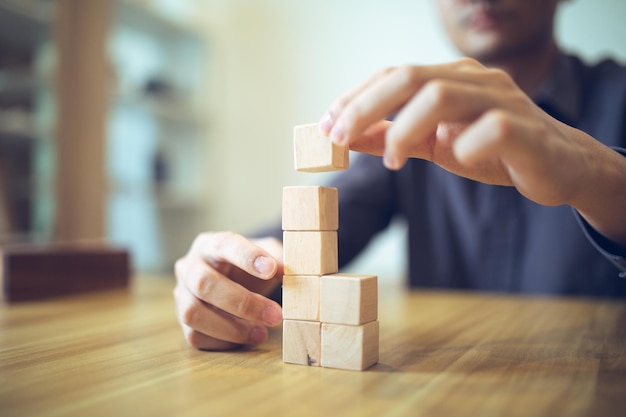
[282,123,379,371]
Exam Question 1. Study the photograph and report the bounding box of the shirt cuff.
[573,146,626,278]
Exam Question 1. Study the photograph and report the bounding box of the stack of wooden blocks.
[282,123,379,371]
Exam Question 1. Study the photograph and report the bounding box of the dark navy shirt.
[266,53,626,298]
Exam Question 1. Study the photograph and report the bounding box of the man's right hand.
[173,232,284,350]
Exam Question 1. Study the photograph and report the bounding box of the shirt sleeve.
[327,153,398,268]
[252,153,397,265]
[575,146,626,278]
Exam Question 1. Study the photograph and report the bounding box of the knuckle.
[422,80,451,108]
[189,268,215,298]
[485,109,515,140]
[394,66,421,88]
[526,117,548,138]
[235,292,257,319]
[184,328,208,349]
[340,105,365,129]
[191,231,211,249]
[457,56,482,69]
[174,258,187,279]
[332,93,352,113]
[485,68,517,91]
[209,231,238,253]
[486,67,512,85]
[193,231,245,264]
[184,329,202,348]
[192,230,237,252]
[172,284,183,300]
[384,124,409,156]
[376,66,397,83]
[180,299,201,328]
[509,92,532,111]
[380,66,396,77]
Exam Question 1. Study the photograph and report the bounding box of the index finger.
[176,255,283,327]
[325,59,495,147]
[319,67,397,135]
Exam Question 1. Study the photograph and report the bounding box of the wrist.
[571,138,626,245]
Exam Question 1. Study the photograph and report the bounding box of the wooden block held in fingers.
[320,274,377,325]
[282,275,320,321]
[283,231,338,276]
[283,319,321,366]
[321,321,379,371]
[294,123,349,172]
[282,186,338,231]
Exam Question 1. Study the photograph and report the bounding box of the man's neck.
[482,41,560,97]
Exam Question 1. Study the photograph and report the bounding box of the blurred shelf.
[0,110,49,142]
[0,0,52,53]
[115,0,204,41]
[0,127,41,142]
[0,0,52,249]
[112,92,205,126]
[110,182,205,210]
[0,70,50,102]
[155,189,206,211]
[0,72,38,99]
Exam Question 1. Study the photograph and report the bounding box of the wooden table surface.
[1,275,625,417]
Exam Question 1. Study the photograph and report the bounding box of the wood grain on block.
[1,243,130,302]
[283,231,337,276]
[282,186,338,231]
[283,319,321,367]
[282,275,320,321]
[320,274,377,325]
[321,321,379,371]
[294,123,349,172]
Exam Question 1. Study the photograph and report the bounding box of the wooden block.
[320,274,377,325]
[283,319,321,366]
[282,186,338,231]
[1,243,131,302]
[321,321,379,371]
[294,123,349,172]
[282,275,320,321]
[283,231,337,276]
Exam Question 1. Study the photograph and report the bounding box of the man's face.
[436,0,561,63]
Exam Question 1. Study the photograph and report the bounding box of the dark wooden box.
[1,243,131,302]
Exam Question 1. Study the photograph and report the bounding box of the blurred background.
[0,0,624,278]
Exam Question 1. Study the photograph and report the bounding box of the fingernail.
[383,151,401,170]
[262,305,283,326]
[253,256,275,277]
[330,122,346,144]
[319,113,333,135]
[249,326,268,345]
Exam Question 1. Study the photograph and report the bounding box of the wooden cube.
[320,274,377,325]
[283,320,321,367]
[283,231,337,276]
[282,186,338,231]
[321,321,379,371]
[282,275,320,321]
[294,123,349,172]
